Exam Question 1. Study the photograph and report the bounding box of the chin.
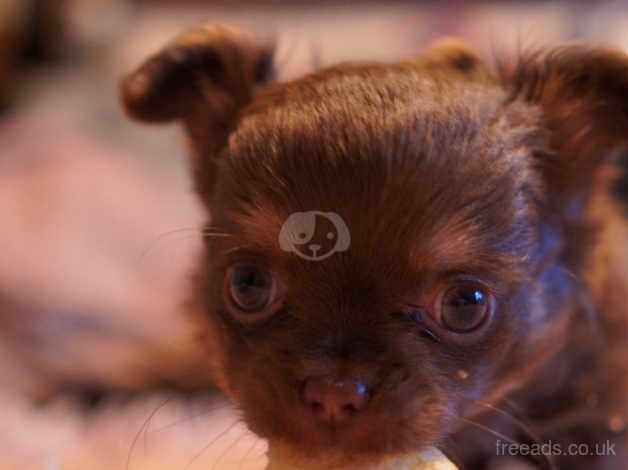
[243,404,446,460]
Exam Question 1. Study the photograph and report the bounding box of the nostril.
[303,377,369,422]
[310,400,323,413]
[342,403,357,415]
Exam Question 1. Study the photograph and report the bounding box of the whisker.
[553,264,601,338]
[149,402,229,434]
[202,233,232,238]
[184,419,241,470]
[576,282,601,337]
[201,227,232,236]
[239,434,263,470]
[139,233,200,262]
[220,245,252,256]
[211,427,248,470]
[469,400,544,444]
[126,397,172,470]
[137,225,232,262]
[467,399,557,470]
[501,397,525,414]
[249,441,269,462]
[557,265,578,280]
[457,416,520,446]
[138,227,201,262]
[457,415,557,470]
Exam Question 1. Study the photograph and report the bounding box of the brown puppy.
[120,24,628,469]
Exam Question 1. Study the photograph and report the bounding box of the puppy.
[120,24,628,469]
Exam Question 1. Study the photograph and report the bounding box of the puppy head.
[121,28,628,459]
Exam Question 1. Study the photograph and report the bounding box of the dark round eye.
[225,265,277,314]
[439,285,493,333]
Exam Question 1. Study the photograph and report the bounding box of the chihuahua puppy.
[120,24,628,469]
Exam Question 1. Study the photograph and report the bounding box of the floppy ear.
[119,24,274,186]
[500,46,628,213]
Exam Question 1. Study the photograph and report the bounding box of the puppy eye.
[437,285,493,333]
[225,265,279,318]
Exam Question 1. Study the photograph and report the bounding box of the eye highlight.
[436,284,494,333]
[224,265,280,320]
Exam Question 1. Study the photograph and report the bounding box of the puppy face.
[203,66,544,455]
[121,27,628,459]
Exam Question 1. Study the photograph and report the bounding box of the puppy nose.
[303,377,369,423]
[308,243,321,252]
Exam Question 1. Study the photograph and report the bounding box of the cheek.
[220,337,303,439]
[437,291,548,412]
[475,280,574,401]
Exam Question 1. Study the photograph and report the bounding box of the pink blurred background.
[0,1,627,468]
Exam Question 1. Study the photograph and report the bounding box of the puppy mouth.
[274,423,425,460]
[250,404,430,459]
[237,374,444,458]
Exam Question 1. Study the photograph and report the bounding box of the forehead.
[213,62,540,279]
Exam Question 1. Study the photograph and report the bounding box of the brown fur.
[121,25,628,469]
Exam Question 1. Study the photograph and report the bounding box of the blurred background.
[0,1,627,468]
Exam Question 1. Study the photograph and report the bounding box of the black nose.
[303,377,369,423]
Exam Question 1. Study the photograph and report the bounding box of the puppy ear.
[119,24,274,152]
[416,38,492,80]
[500,46,628,210]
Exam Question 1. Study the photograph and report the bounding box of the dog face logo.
[279,211,350,261]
